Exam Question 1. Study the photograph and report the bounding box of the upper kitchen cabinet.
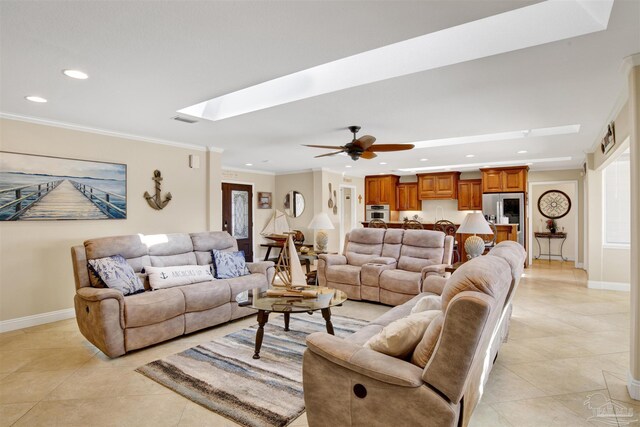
[458,179,482,210]
[480,166,529,193]
[365,175,399,207]
[417,172,461,200]
[396,183,420,211]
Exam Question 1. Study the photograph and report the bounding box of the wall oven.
[366,205,390,222]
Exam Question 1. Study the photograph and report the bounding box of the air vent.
[171,116,198,124]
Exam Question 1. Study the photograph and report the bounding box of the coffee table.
[236,286,347,359]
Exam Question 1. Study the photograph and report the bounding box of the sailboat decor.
[272,234,308,289]
[260,209,290,243]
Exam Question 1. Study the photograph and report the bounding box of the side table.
[534,232,568,262]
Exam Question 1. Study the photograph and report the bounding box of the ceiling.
[1,0,638,176]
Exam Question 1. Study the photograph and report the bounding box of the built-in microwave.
[366,205,390,222]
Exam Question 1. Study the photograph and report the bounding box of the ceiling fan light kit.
[304,126,415,161]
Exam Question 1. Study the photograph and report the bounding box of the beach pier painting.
[0,152,126,221]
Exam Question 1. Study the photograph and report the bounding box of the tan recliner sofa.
[71,231,274,358]
[303,241,526,427]
[317,228,454,305]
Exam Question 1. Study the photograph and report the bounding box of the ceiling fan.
[304,126,415,160]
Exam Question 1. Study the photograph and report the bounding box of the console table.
[534,232,568,262]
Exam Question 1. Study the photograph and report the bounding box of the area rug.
[136,314,368,427]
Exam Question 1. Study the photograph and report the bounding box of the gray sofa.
[318,228,454,305]
[303,241,526,427]
[71,231,274,358]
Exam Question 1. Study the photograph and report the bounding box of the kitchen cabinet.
[364,175,399,208]
[417,172,460,200]
[480,166,528,193]
[396,183,420,211]
[457,179,482,211]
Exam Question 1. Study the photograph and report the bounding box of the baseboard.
[0,308,75,333]
[587,280,631,292]
[575,262,584,268]
[629,372,640,401]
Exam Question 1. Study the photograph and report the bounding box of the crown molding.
[207,146,225,153]
[0,112,208,152]
[221,166,275,176]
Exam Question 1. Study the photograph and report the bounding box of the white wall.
[0,118,209,322]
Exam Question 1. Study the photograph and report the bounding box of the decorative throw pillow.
[212,250,250,279]
[144,265,215,290]
[411,313,444,368]
[87,255,144,296]
[364,310,440,358]
[410,295,442,314]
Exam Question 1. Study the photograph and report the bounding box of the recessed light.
[378,172,385,175]
[483,165,490,168]
[518,150,528,154]
[420,158,428,162]
[62,69,89,80]
[465,154,475,158]
[25,96,47,103]
[379,162,388,165]
[345,165,352,168]
[245,163,253,166]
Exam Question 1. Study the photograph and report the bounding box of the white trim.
[602,243,631,250]
[575,262,584,269]
[587,280,630,292]
[528,179,580,268]
[628,371,640,400]
[207,146,225,153]
[0,112,208,151]
[221,180,257,262]
[0,308,75,333]
[221,167,275,176]
[338,184,358,253]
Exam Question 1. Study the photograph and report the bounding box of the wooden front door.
[222,183,253,261]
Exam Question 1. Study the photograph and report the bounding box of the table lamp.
[308,212,334,253]
[457,212,494,259]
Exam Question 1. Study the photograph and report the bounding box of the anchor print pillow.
[212,250,250,279]
[87,255,144,296]
[144,265,215,290]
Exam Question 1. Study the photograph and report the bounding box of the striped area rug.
[136,314,368,427]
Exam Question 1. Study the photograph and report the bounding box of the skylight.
[179,0,613,122]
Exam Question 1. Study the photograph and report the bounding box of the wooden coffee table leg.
[321,307,334,335]
[253,310,269,359]
[284,312,290,331]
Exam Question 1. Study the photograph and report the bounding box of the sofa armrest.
[422,275,448,295]
[306,332,424,387]
[421,263,449,278]
[369,257,397,266]
[246,261,274,276]
[76,286,125,303]
[318,254,347,266]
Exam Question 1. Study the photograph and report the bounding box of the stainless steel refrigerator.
[482,193,525,246]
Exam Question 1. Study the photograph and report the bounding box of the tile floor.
[0,260,636,426]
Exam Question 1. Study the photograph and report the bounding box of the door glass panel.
[231,190,249,239]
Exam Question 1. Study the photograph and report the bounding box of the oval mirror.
[284,190,305,217]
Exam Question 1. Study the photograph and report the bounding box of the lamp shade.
[457,212,493,235]
[307,212,335,230]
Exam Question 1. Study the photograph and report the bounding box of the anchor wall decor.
[144,170,172,210]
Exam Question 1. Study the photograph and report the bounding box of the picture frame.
[257,192,272,209]
[0,151,127,221]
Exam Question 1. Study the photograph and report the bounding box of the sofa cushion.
[179,281,231,312]
[213,250,250,279]
[345,228,385,266]
[87,255,144,296]
[411,295,442,313]
[85,235,148,260]
[190,231,237,252]
[397,230,445,272]
[371,293,428,326]
[123,288,185,328]
[380,269,422,295]
[411,312,444,368]
[365,310,440,358]
[222,273,269,301]
[441,255,511,311]
[325,264,362,286]
[349,324,384,346]
[150,252,198,267]
[144,265,214,290]
[381,229,404,259]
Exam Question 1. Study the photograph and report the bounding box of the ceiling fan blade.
[304,144,345,149]
[368,144,415,152]
[352,135,376,150]
[314,150,345,158]
[360,151,377,159]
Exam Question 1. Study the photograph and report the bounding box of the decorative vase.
[550,227,556,234]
